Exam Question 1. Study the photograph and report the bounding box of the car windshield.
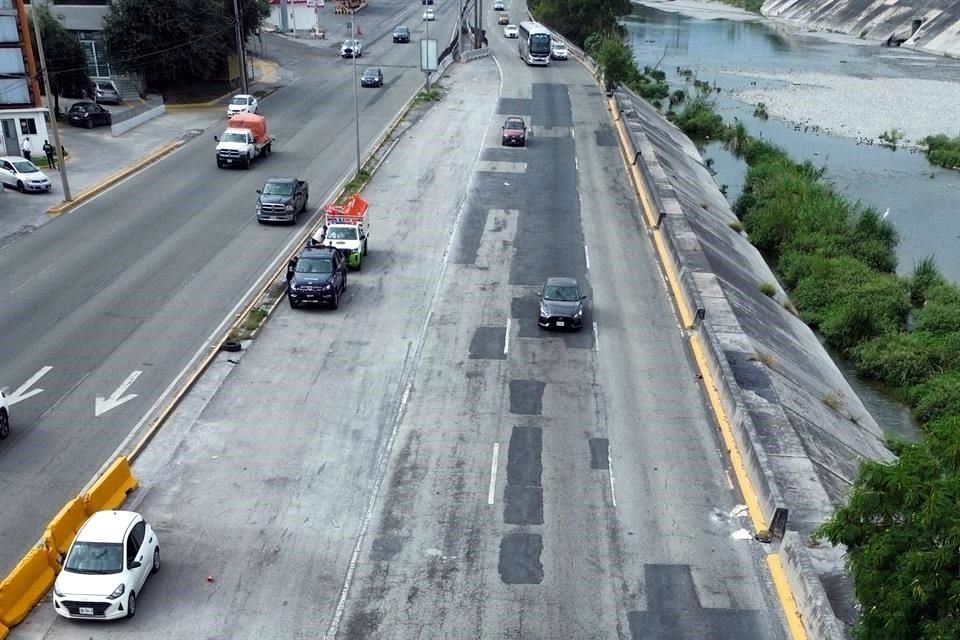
[11,161,39,174]
[363,70,379,77]
[543,285,580,302]
[296,257,333,274]
[230,96,250,106]
[505,119,524,129]
[263,182,293,196]
[63,541,123,575]
[327,227,358,240]
[221,132,247,143]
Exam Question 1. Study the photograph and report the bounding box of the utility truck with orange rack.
[313,193,370,270]
[215,113,274,169]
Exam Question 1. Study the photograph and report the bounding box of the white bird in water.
[882,208,891,219]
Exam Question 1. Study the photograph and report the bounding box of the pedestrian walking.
[20,137,32,162]
[42,139,57,169]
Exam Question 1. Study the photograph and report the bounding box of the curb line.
[46,141,183,216]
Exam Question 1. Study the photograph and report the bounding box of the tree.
[816,414,960,640]
[103,0,267,92]
[29,4,90,116]
[530,0,631,48]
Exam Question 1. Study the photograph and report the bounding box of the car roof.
[70,101,98,107]
[395,25,409,30]
[0,156,31,163]
[545,277,578,287]
[76,510,141,543]
[265,176,296,183]
[363,67,381,73]
[301,246,338,258]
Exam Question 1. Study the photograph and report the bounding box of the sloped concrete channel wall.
[611,87,896,638]
[762,0,960,58]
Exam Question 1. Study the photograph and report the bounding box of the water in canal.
[623,2,937,441]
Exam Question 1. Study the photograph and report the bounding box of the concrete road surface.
[0,0,459,576]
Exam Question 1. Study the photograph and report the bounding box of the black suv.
[393,26,411,43]
[257,177,309,224]
[286,245,348,309]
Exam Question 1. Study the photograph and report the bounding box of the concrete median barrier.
[82,456,138,515]
[44,497,87,567]
[0,545,55,627]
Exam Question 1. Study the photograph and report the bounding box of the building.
[27,0,111,77]
[0,0,49,157]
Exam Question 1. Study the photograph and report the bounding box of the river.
[623,0,939,441]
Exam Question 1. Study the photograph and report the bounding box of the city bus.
[518,21,551,66]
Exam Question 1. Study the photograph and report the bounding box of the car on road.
[501,116,527,146]
[504,24,519,38]
[286,245,348,309]
[493,0,505,9]
[423,8,435,20]
[0,389,8,440]
[93,80,122,105]
[422,0,434,4]
[341,39,362,58]
[257,177,309,224]
[551,41,568,60]
[52,510,159,621]
[393,25,411,42]
[498,13,509,25]
[227,93,259,118]
[67,101,112,129]
[361,67,384,88]
[537,277,586,330]
[0,156,52,193]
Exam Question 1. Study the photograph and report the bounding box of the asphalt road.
[0,1,459,575]
[13,5,789,640]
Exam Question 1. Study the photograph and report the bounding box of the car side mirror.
[286,258,297,281]
[129,560,142,569]
[256,189,261,194]
[581,295,588,300]
[214,135,219,142]
[536,289,542,297]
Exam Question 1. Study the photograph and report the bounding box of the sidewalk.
[0,58,286,249]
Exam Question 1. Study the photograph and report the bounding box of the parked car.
[361,67,384,88]
[0,389,9,439]
[286,245,348,309]
[501,116,527,146]
[0,156,51,193]
[537,277,587,330]
[422,0,434,4]
[551,41,568,60]
[504,24,519,38]
[256,177,309,224]
[341,39,363,58]
[227,94,259,118]
[423,8,435,20]
[93,80,121,105]
[498,13,509,25]
[52,511,160,620]
[67,102,112,129]
[493,0,505,10]
[393,25,411,43]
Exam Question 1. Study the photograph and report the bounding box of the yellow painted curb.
[767,554,810,640]
[47,141,181,216]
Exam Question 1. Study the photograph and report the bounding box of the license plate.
[556,321,566,327]
[225,159,233,164]
[79,607,94,615]
[305,294,316,299]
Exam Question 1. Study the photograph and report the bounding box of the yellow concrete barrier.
[0,546,55,627]
[44,497,87,567]
[82,457,138,515]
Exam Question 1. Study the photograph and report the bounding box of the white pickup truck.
[215,113,274,169]
[315,194,370,270]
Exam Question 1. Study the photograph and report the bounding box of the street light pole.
[30,7,70,201]
[233,0,249,94]
[351,17,361,175]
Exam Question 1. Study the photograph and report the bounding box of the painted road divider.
[82,456,138,515]
[43,497,87,568]
[0,545,55,627]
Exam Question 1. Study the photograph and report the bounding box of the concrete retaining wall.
[111,99,166,137]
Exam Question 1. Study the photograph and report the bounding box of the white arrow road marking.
[8,366,53,406]
[95,371,142,417]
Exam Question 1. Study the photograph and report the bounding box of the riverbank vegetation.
[716,0,765,12]
[922,133,960,170]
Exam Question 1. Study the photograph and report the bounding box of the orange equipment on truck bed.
[324,194,368,224]
[228,113,268,144]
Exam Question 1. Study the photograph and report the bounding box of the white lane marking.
[575,156,579,171]
[726,470,735,490]
[504,318,511,355]
[488,442,500,505]
[607,444,617,508]
[592,321,599,353]
[584,245,590,270]
[95,370,142,417]
[7,366,53,406]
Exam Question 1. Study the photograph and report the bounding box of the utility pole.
[474,0,479,49]
[31,6,70,201]
[456,0,464,60]
[351,17,361,175]
[425,17,430,92]
[233,0,249,94]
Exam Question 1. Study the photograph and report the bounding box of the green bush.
[908,257,947,307]
[670,93,725,139]
[909,372,960,423]
[852,332,945,387]
[922,133,960,170]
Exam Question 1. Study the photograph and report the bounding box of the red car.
[501,116,527,146]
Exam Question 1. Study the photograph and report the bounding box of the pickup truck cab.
[286,246,348,309]
[257,177,309,224]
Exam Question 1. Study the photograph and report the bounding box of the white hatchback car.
[423,8,435,20]
[227,94,258,118]
[53,511,159,620]
[0,388,8,440]
[504,24,519,38]
[0,156,51,193]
